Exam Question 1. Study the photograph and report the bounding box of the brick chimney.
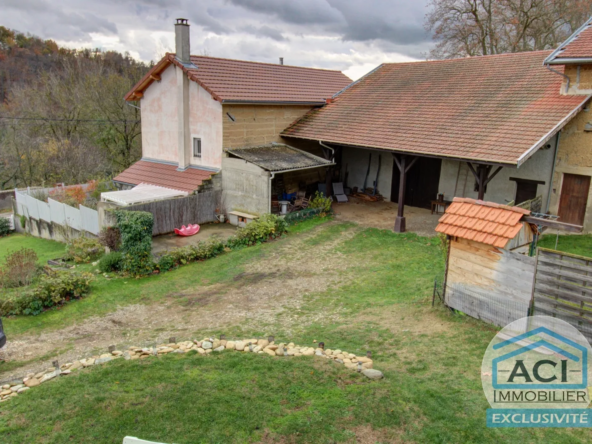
[175,18,190,170]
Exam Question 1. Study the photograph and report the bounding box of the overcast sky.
[3,0,433,80]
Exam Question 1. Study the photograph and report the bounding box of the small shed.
[435,198,538,325]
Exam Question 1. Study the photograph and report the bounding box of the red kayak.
[174,224,200,236]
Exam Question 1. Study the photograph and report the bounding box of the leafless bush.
[0,248,39,288]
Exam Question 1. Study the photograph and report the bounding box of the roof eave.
[222,100,326,106]
[516,95,591,166]
[281,134,518,167]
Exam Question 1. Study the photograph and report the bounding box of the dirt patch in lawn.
[0,222,360,382]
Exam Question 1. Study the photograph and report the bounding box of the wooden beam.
[484,166,503,186]
[133,92,143,99]
[150,74,161,81]
[522,216,583,233]
[393,154,417,233]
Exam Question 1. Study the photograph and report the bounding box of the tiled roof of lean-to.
[282,50,589,166]
[125,54,352,104]
[113,160,215,193]
[546,18,592,62]
[435,198,530,248]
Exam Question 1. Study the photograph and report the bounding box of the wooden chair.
[290,192,309,212]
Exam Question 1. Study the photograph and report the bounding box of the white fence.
[14,189,99,235]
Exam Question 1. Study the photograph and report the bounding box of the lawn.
[0,234,65,265]
[0,223,591,443]
[538,233,592,258]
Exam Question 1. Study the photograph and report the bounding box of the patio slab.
[332,196,441,236]
[152,223,237,255]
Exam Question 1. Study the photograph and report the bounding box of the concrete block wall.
[221,157,270,215]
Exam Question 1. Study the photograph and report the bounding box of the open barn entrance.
[391,156,442,209]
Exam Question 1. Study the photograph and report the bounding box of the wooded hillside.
[0,27,151,189]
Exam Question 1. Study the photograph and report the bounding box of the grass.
[0,234,65,265]
[1,222,591,442]
[538,233,592,258]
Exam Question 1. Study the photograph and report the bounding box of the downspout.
[268,172,276,214]
[319,140,334,161]
[545,132,561,213]
[545,64,570,94]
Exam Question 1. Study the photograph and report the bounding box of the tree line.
[425,0,592,59]
[0,27,150,189]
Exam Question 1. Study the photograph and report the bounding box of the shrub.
[0,270,94,316]
[0,217,11,237]
[168,240,225,266]
[227,214,287,247]
[99,226,121,251]
[20,215,26,229]
[115,210,155,276]
[157,254,175,272]
[308,191,333,213]
[0,248,39,288]
[98,252,123,273]
[64,237,103,263]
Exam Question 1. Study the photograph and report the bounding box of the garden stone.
[123,352,131,360]
[253,346,262,353]
[335,359,344,364]
[287,349,296,356]
[264,348,276,356]
[357,357,372,364]
[214,346,225,352]
[158,347,174,354]
[362,369,384,380]
[10,385,23,392]
[69,361,83,371]
[172,349,185,354]
[212,340,221,349]
[40,370,60,383]
[205,349,212,354]
[234,341,245,351]
[196,348,205,354]
[17,387,30,394]
[0,389,12,396]
[112,351,123,356]
[258,339,269,348]
[95,356,113,365]
[315,350,324,356]
[302,349,315,356]
[1,384,9,390]
[266,345,278,351]
[362,362,373,369]
[202,341,213,350]
[24,378,40,388]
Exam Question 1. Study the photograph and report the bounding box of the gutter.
[544,64,570,93]
[547,58,592,65]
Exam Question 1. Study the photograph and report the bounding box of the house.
[115,19,351,215]
[282,19,592,232]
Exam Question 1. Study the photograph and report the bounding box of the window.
[193,137,201,158]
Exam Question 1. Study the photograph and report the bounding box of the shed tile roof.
[435,197,530,248]
[125,54,352,104]
[113,160,215,193]
[226,143,333,172]
[282,51,589,166]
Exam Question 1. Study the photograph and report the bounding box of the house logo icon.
[482,316,592,428]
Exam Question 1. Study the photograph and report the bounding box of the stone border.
[0,337,384,403]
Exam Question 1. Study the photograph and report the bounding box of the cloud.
[0,0,434,80]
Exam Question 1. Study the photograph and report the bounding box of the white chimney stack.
[175,19,191,170]
[175,18,190,64]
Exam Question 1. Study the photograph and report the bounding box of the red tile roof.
[549,21,592,61]
[435,198,530,248]
[125,54,351,104]
[113,160,215,193]
[282,51,589,166]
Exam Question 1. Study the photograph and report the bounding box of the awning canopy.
[101,183,188,206]
[226,143,333,173]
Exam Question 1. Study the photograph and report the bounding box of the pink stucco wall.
[140,64,223,169]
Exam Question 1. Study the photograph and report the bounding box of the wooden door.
[558,173,591,225]
[391,157,442,209]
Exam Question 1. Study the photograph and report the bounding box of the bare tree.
[425,0,592,59]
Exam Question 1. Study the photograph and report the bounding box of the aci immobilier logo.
[481,316,592,428]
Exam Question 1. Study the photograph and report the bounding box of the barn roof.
[282,50,589,166]
[435,198,530,248]
[125,54,352,105]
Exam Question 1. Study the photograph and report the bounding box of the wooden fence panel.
[123,190,220,236]
[532,248,592,342]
